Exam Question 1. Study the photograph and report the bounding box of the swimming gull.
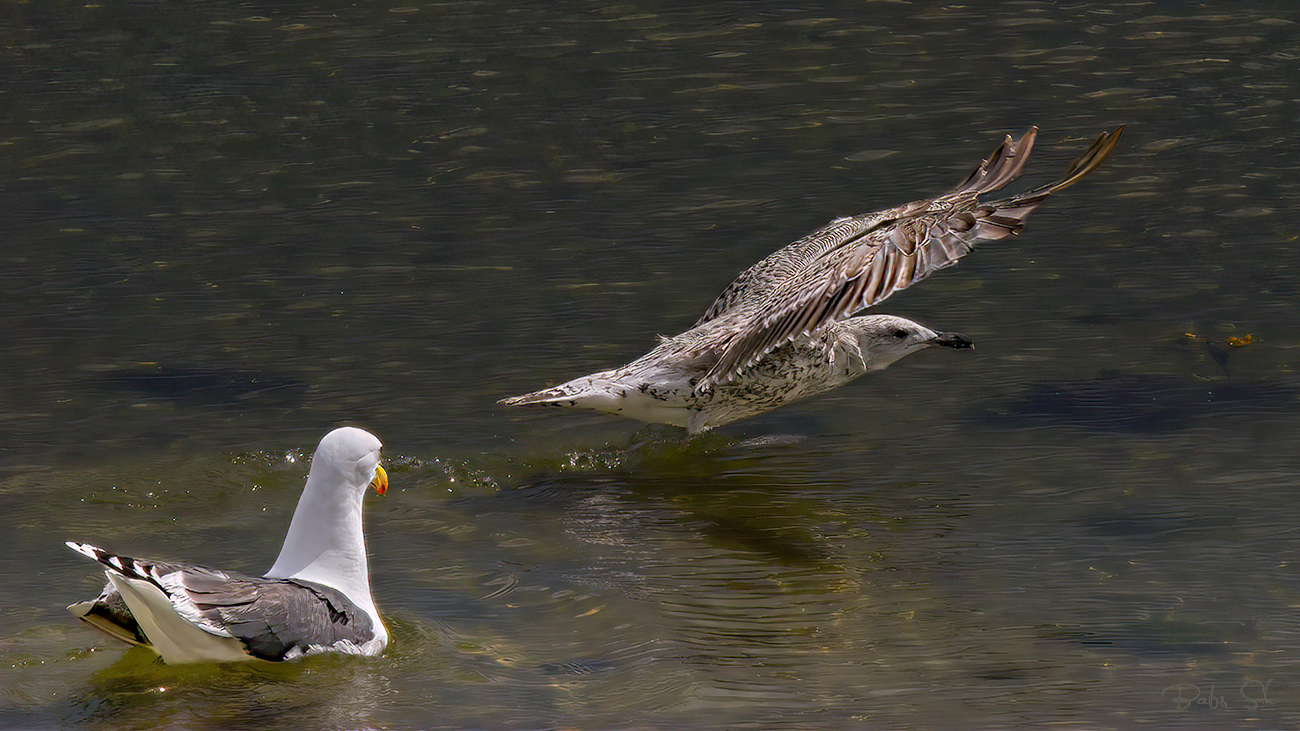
[501,127,1123,434]
[66,426,389,663]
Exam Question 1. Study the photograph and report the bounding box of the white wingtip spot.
[66,541,100,560]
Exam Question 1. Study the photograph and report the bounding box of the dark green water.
[3,2,1299,729]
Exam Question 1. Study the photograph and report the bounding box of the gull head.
[310,426,386,496]
[845,314,974,372]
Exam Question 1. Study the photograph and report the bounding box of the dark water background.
[3,2,1299,729]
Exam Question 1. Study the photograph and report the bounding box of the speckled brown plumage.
[503,127,1123,433]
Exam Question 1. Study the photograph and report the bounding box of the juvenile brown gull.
[502,127,1124,434]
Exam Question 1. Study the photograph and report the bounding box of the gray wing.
[178,571,374,661]
[696,126,1123,387]
[67,542,373,662]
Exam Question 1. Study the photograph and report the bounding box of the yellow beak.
[371,464,388,496]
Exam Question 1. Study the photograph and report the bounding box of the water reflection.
[5,0,1300,729]
[6,421,1300,727]
[60,651,395,731]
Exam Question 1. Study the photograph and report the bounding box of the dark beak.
[933,331,975,350]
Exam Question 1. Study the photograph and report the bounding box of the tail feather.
[499,388,576,407]
[501,373,649,416]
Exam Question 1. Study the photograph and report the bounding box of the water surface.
[3,2,1299,729]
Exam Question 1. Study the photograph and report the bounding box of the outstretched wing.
[696,126,1123,387]
[695,128,1040,326]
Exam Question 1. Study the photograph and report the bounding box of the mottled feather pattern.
[502,126,1121,432]
[693,211,895,326]
[698,126,1123,387]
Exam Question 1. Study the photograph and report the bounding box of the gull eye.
[892,329,909,339]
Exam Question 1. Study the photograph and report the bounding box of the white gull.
[66,426,389,663]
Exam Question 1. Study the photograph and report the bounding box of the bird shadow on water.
[966,370,1298,434]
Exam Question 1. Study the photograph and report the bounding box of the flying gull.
[502,126,1123,433]
[66,426,389,663]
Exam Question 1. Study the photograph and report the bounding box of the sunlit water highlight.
[3,2,1300,729]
